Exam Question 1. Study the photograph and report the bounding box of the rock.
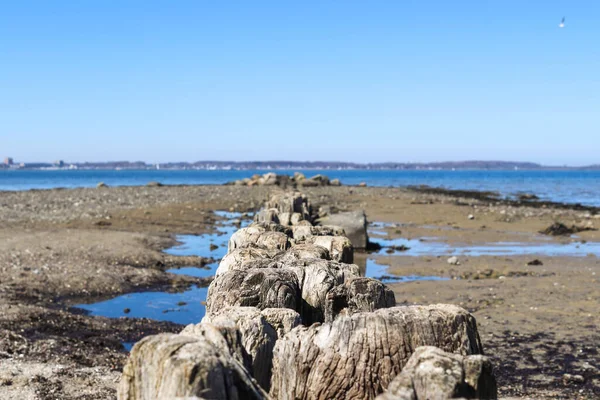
[468,214,475,220]
[228,227,290,253]
[293,172,306,181]
[302,235,354,263]
[96,182,108,188]
[324,277,396,322]
[527,259,543,266]
[206,269,300,315]
[146,181,163,187]
[118,333,267,400]
[447,256,460,265]
[299,179,319,187]
[226,172,336,187]
[307,174,330,186]
[562,373,585,385]
[262,172,278,185]
[386,245,410,253]
[209,243,219,251]
[330,178,341,186]
[540,222,597,236]
[376,346,497,400]
[270,305,483,400]
[518,193,539,201]
[540,222,574,236]
[358,182,367,187]
[317,210,368,249]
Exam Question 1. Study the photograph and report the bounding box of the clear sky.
[1,1,599,165]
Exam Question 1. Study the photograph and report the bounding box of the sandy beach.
[0,184,598,399]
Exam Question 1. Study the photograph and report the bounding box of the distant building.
[54,160,65,167]
[3,157,13,165]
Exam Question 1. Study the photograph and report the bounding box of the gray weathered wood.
[270,305,483,400]
[291,225,346,241]
[324,277,396,322]
[206,269,300,315]
[376,346,497,399]
[118,332,267,400]
[228,227,290,254]
[301,235,354,263]
[217,246,280,276]
[199,307,277,390]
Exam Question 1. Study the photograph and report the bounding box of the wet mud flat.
[0,183,598,398]
[366,223,599,398]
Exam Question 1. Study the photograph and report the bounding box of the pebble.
[468,214,474,220]
[562,373,585,385]
[447,256,460,265]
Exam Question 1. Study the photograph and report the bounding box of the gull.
[559,17,565,28]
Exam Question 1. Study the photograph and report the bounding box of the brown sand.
[0,184,598,398]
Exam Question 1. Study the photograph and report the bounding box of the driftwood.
[206,268,300,315]
[301,235,354,263]
[270,305,483,400]
[216,246,279,276]
[284,259,361,324]
[228,226,290,253]
[179,319,252,372]
[198,307,302,391]
[274,243,331,263]
[376,346,497,399]
[118,332,267,400]
[291,225,346,241]
[324,277,396,322]
[266,192,312,222]
[250,222,294,236]
[199,307,296,391]
[260,307,302,338]
[119,190,498,400]
[218,243,333,276]
[254,208,280,224]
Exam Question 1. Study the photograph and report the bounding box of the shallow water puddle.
[364,259,449,284]
[369,225,600,257]
[76,211,248,336]
[164,212,250,277]
[77,286,209,325]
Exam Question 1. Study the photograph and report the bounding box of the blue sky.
[1,1,599,165]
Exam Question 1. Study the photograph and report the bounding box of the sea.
[1,169,599,207]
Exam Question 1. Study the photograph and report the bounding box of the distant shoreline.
[2,161,600,171]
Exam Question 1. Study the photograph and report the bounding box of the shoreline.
[0,184,598,398]
[2,180,599,211]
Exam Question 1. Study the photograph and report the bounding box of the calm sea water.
[1,169,599,206]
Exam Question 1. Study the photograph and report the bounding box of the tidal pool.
[369,227,600,257]
[76,211,249,338]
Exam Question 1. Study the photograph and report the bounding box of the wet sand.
[0,184,598,398]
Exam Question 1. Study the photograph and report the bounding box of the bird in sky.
[559,17,565,28]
